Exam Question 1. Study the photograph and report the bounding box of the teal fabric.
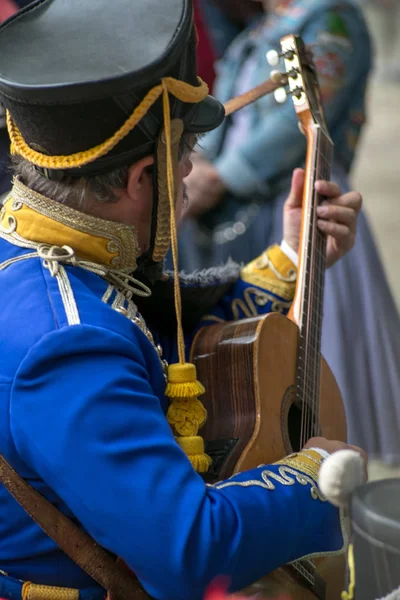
[201,0,371,195]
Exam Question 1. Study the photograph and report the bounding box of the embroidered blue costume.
[0,182,344,600]
[0,1,345,599]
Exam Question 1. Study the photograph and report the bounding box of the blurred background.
[353,1,400,308]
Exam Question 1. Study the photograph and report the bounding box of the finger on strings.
[314,180,342,198]
[317,220,351,240]
[317,205,357,229]
[316,186,363,212]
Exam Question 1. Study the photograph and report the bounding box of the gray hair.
[11,155,129,211]
[10,132,197,212]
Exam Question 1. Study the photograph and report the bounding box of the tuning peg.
[266,49,295,67]
[287,68,299,80]
[266,50,281,67]
[274,87,288,104]
[270,70,286,85]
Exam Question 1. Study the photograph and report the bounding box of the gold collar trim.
[2,179,140,270]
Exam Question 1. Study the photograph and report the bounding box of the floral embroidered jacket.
[201,0,372,197]
[0,181,344,600]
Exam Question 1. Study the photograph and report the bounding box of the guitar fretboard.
[296,128,333,445]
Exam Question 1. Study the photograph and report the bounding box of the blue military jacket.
[0,181,344,600]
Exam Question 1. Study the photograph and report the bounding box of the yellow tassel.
[175,436,213,473]
[165,363,205,397]
[166,364,211,469]
[167,397,207,436]
[161,82,211,473]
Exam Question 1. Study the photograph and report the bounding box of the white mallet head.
[319,449,366,508]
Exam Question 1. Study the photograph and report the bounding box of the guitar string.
[311,135,331,438]
[299,137,317,447]
[299,130,332,447]
[307,133,329,441]
[310,134,325,439]
[314,135,331,435]
[300,138,319,448]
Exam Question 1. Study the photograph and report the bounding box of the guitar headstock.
[271,34,329,136]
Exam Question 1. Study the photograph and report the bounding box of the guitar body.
[191,312,346,474]
[191,312,347,599]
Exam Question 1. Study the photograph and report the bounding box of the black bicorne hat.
[0,0,224,177]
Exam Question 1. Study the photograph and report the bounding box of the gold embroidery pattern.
[275,450,323,482]
[214,465,325,501]
[0,210,151,301]
[8,179,140,269]
[200,315,226,324]
[211,450,326,501]
[231,286,292,320]
[241,245,297,301]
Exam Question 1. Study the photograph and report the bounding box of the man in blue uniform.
[0,1,365,599]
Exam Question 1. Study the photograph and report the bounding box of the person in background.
[178,0,400,463]
[199,0,263,60]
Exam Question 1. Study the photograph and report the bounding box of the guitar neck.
[295,127,333,331]
[290,125,333,423]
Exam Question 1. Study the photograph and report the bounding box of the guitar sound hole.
[282,386,318,453]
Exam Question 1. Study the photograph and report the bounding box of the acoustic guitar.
[191,34,347,600]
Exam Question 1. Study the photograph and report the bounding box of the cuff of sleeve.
[275,449,326,482]
[215,151,270,197]
[241,244,297,301]
[280,239,299,268]
[308,448,330,460]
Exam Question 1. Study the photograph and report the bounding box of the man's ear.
[126,155,155,201]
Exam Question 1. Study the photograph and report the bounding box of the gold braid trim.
[22,582,79,600]
[241,244,297,301]
[153,119,184,262]
[274,449,324,482]
[7,77,208,170]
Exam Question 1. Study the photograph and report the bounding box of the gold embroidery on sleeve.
[231,286,292,320]
[241,245,297,301]
[211,450,326,501]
